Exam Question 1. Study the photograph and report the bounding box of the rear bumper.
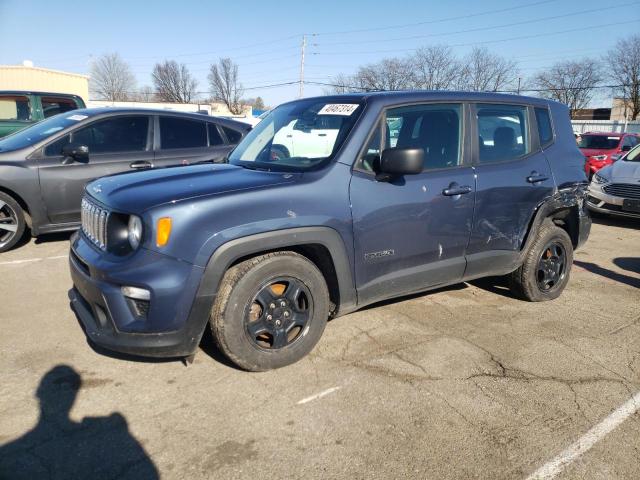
[68,232,214,358]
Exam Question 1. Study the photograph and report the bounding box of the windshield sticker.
[67,114,88,121]
[318,104,359,116]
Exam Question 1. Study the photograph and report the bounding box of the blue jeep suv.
[69,92,591,371]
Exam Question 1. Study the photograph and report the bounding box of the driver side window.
[358,122,382,172]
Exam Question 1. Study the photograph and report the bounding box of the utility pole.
[299,34,306,98]
[517,77,521,95]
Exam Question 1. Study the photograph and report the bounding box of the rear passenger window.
[477,104,530,163]
[222,126,242,144]
[160,117,207,149]
[386,103,462,170]
[208,124,225,146]
[535,107,554,146]
[41,97,78,118]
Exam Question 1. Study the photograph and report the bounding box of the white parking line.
[525,389,640,480]
[297,386,341,405]
[0,255,67,266]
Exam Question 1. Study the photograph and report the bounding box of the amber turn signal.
[156,217,172,247]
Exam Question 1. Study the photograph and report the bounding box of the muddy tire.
[210,251,330,371]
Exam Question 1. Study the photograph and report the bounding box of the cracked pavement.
[1,216,639,479]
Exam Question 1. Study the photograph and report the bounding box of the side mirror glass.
[62,143,89,163]
[376,147,424,181]
[621,144,632,152]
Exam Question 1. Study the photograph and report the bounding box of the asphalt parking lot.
[1,216,639,480]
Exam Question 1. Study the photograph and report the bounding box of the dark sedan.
[0,108,250,251]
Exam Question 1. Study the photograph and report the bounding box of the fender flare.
[189,226,357,329]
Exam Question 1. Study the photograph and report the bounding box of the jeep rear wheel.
[210,251,330,371]
[0,192,26,253]
[510,220,573,302]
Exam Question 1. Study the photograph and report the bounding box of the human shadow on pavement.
[0,365,159,480]
[575,260,640,289]
[613,257,640,275]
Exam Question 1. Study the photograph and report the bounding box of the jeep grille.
[81,198,110,250]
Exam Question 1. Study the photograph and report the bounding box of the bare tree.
[534,59,603,117]
[89,53,136,101]
[355,57,414,91]
[152,61,198,103]
[244,96,267,110]
[208,58,244,115]
[410,45,460,90]
[136,85,156,102]
[458,47,517,92]
[324,73,362,94]
[605,35,640,120]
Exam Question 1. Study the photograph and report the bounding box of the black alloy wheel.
[245,277,313,350]
[536,241,567,293]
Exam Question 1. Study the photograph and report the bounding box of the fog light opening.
[121,286,151,301]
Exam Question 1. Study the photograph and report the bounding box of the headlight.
[591,155,608,161]
[593,172,609,185]
[127,215,143,249]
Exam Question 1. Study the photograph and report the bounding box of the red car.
[578,132,640,178]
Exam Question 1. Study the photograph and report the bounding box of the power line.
[308,0,557,36]
[313,2,639,47]
[312,19,640,56]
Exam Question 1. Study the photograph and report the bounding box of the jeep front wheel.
[210,251,330,371]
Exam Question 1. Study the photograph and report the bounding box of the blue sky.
[0,0,637,107]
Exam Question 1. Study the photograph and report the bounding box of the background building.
[0,62,89,101]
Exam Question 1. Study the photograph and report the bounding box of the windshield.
[0,112,89,152]
[578,135,621,150]
[625,144,640,162]
[228,99,363,171]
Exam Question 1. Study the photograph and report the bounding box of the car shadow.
[0,365,159,480]
[574,260,640,289]
[591,213,640,230]
[468,276,521,299]
[34,231,74,245]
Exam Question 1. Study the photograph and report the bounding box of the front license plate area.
[622,199,640,213]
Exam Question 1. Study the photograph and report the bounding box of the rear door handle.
[442,185,472,196]
[318,133,327,137]
[130,160,153,169]
[526,172,549,183]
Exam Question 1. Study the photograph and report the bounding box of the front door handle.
[130,160,153,169]
[526,172,549,183]
[442,184,472,196]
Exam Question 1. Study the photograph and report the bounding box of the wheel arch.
[0,184,32,228]
[197,227,357,318]
[520,186,590,259]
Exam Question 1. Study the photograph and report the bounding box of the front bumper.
[586,184,640,219]
[68,232,214,358]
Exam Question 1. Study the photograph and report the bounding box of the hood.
[580,148,616,158]
[608,159,640,181]
[86,163,300,213]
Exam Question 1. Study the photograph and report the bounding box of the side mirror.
[376,147,424,181]
[62,143,89,164]
[621,144,632,152]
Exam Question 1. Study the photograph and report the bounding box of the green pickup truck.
[0,91,86,138]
